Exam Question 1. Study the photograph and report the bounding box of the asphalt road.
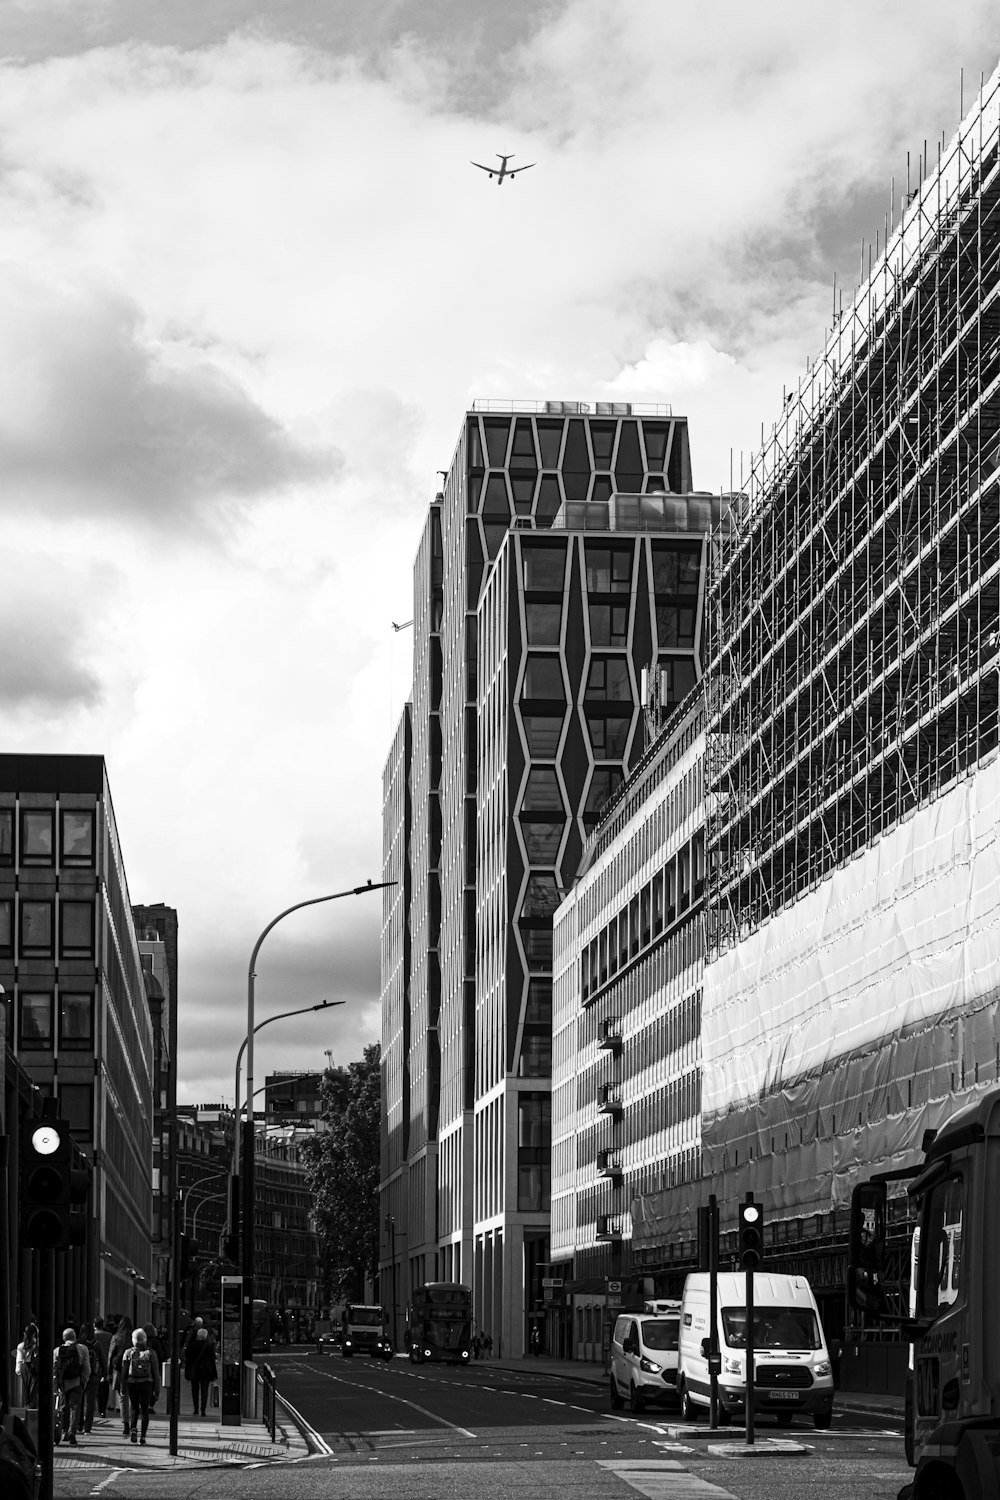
[54,1350,913,1500]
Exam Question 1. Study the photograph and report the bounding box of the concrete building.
[550,697,705,1357]
[0,754,154,1325]
[381,401,721,1356]
[133,904,179,1328]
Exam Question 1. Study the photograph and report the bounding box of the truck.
[340,1302,385,1357]
[848,1085,1000,1500]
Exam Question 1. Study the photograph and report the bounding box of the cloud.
[0,269,339,529]
[0,554,108,713]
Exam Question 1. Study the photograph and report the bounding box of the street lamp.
[385,1215,398,1348]
[240,880,393,1376]
[232,1002,340,1186]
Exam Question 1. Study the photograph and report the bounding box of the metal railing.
[470,398,673,416]
[258,1362,277,1443]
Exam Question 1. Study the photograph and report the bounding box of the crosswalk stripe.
[598,1459,739,1498]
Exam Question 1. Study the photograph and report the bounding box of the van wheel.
[680,1382,698,1422]
[775,1411,794,1427]
[813,1411,833,1430]
[609,1376,624,1411]
[629,1382,645,1414]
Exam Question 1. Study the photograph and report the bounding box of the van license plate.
[769,1391,800,1401]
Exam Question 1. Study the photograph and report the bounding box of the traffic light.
[20,1118,71,1249]
[222,1231,240,1266]
[180,1234,195,1280]
[68,1157,91,1248]
[738,1196,764,1270]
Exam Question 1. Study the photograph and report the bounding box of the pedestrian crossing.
[605,1443,905,1497]
[598,1459,738,1498]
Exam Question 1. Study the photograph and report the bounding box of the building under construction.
[632,64,1000,1367]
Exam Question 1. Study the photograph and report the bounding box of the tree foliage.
[301,1042,381,1304]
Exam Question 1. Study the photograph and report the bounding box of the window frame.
[20,809,55,867]
[19,991,54,1050]
[60,809,96,868]
[20,899,54,956]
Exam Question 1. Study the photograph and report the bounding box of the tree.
[301,1043,381,1304]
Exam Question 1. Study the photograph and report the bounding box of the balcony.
[596,1215,624,1242]
[598,1017,623,1056]
[597,1083,623,1118]
[596,1150,623,1183]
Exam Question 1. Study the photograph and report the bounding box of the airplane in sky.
[471,153,535,185]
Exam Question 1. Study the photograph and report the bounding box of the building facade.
[550,699,705,1355]
[381,401,719,1355]
[616,67,1000,1370]
[0,754,154,1326]
[133,904,179,1327]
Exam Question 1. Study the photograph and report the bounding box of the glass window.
[521,927,553,970]
[585,770,623,824]
[589,605,629,646]
[536,421,563,468]
[522,715,563,757]
[641,1319,679,1352]
[918,1174,965,1317]
[721,1307,821,1350]
[643,425,670,467]
[652,544,701,596]
[517,1164,550,1211]
[520,822,563,863]
[525,980,552,1025]
[661,658,697,705]
[585,547,631,593]
[521,874,561,918]
[0,809,12,865]
[518,1093,551,1148]
[657,606,696,648]
[60,1083,93,1137]
[588,716,630,758]
[526,603,562,645]
[590,423,614,466]
[21,901,53,955]
[522,769,563,811]
[60,992,93,1048]
[0,898,11,956]
[21,810,54,866]
[522,547,565,591]
[518,1034,552,1078]
[60,902,94,958]
[522,656,564,700]
[586,658,631,702]
[61,811,95,867]
[19,992,53,1048]
[511,476,535,515]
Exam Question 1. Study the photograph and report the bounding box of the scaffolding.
[705,64,1000,960]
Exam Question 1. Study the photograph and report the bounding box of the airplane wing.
[471,161,495,173]
[508,163,535,176]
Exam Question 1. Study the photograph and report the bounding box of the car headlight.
[638,1357,662,1374]
[723,1355,742,1376]
[814,1359,831,1377]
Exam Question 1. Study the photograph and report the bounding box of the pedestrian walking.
[121,1329,160,1445]
[52,1327,91,1446]
[14,1324,39,1407]
[78,1323,106,1433]
[184,1328,218,1416]
[108,1316,134,1432]
[529,1323,541,1357]
[93,1317,113,1418]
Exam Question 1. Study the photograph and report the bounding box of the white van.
[678,1272,834,1429]
[609,1304,681,1413]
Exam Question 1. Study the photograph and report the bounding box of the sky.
[1,0,998,1105]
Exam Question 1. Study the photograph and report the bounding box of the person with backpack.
[15,1324,39,1407]
[78,1323,107,1434]
[52,1327,91,1446]
[184,1327,218,1416]
[121,1328,159,1445]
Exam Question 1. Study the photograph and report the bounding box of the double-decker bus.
[407,1283,472,1365]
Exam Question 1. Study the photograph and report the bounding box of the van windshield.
[721,1306,821,1350]
[641,1319,678,1352]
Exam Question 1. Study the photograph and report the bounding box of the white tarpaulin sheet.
[704,754,1000,1121]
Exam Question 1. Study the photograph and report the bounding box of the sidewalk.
[50,1408,311,1471]
[480,1352,906,1421]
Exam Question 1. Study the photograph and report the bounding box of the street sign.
[541,1277,563,1288]
[608,1294,621,1308]
[607,1279,622,1293]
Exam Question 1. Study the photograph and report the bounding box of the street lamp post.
[385,1215,398,1348]
[240,881,393,1379]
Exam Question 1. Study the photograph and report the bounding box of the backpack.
[129,1348,152,1382]
[58,1344,82,1384]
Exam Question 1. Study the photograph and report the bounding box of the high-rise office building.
[0,754,154,1324]
[381,400,719,1354]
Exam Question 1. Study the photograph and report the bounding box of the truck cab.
[849,1087,1000,1500]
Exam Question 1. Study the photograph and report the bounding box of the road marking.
[89,1476,120,1495]
[275,1391,333,1456]
[599,1460,739,1498]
